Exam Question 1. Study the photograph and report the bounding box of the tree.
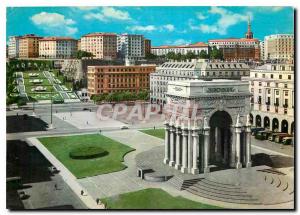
[210,47,223,60]
[73,50,94,59]
[199,50,209,59]
[145,53,158,60]
[166,52,176,60]
[185,51,197,60]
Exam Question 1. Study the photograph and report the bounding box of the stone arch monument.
[163,79,252,174]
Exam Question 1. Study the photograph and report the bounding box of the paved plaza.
[54,111,126,130]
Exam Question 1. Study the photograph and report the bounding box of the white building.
[8,36,21,58]
[260,41,265,61]
[263,34,294,62]
[151,42,208,56]
[39,37,78,59]
[117,34,145,60]
[150,60,250,105]
[242,64,294,134]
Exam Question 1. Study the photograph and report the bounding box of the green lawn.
[139,129,165,139]
[38,134,135,178]
[27,93,63,101]
[23,71,46,79]
[101,188,221,209]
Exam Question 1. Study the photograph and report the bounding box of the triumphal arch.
[163,79,252,174]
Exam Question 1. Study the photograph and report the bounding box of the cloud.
[84,7,132,22]
[196,12,207,20]
[165,39,192,45]
[76,6,99,11]
[31,12,78,35]
[192,7,250,35]
[127,25,157,32]
[162,24,175,31]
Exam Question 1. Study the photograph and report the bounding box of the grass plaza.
[38,134,135,178]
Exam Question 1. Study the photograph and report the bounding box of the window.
[285,91,289,96]
[279,75,282,79]
[276,91,279,96]
[268,89,271,94]
[259,82,262,86]
[271,74,273,79]
[255,73,257,78]
[259,89,261,93]
[288,75,291,80]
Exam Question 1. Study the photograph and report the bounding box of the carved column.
[169,122,176,167]
[230,126,236,168]
[181,124,188,173]
[246,115,252,167]
[235,114,242,169]
[223,128,229,164]
[191,126,200,174]
[175,122,182,170]
[163,121,170,164]
[187,121,193,173]
[203,117,210,173]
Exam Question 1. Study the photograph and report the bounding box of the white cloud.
[127,25,157,32]
[194,7,250,35]
[196,12,207,20]
[165,39,191,45]
[76,6,99,11]
[31,12,78,35]
[31,12,76,27]
[162,24,175,31]
[84,7,132,22]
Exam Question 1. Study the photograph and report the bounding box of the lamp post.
[49,89,54,129]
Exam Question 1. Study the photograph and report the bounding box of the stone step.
[186,188,260,205]
[188,184,252,198]
[201,179,241,189]
[189,181,248,194]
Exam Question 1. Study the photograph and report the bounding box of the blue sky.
[6,6,294,46]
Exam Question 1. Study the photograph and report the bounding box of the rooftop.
[208,38,259,43]
[152,42,208,49]
[39,37,77,41]
[82,32,117,37]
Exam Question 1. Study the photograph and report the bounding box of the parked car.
[275,133,292,143]
[48,166,59,174]
[251,127,264,136]
[120,125,129,129]
[268,132,285,142]
[282,137,293,145]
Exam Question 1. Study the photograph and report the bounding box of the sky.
[6,6,294,46]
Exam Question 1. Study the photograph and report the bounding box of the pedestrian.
[86,121,89,125]
[16,113,19,117]
[99,129,101,133]
[81,190,84,196]
[154,126,156,130]
[96,198,100,205]
[54,184,58,190]
[56,110,58,113]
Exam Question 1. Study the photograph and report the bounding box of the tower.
[245,16,253,39]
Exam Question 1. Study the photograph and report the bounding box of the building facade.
[151,42,209,56]
[19,34,42,58]
[163,79,252,174]
[39,37,78,59]
[80,32,117,60]
[87,65,156,96]
[117,34,145,60]
[8,36,21,58]
[263,34,294,62]
[144,39,151,55]
[150,60,250,105]
[242,64,294,134]
[208,18,260,61]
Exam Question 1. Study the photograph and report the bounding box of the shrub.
[69,146,108,159]
[53,99,64,104]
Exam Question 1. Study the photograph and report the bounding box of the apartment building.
[150,60,250,105]
[8,36,21,58]
[19,34,42,58]
[151,42,209,56]
[208,18,260,61]
[39,37,78,59]
[263,34,294,62]
[117,34,145,60]
[87,65,156,96]
[242,64,294,134]
[144,38,151,55]
[80,32,117,60]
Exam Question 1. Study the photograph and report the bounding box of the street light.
[49,88,54,129]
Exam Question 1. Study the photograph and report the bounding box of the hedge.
[69,146,108,159]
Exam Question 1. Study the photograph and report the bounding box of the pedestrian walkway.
[26,137,105,209]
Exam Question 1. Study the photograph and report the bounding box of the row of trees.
[72,50,94,59]
[145,47,223,61]
[8,59,54,71]
[91,90,149,103]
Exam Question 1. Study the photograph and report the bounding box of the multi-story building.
[242,64,294,134]
[151,42,209,56]
[19,34,42,58]
[208,18,260,61]
[80,32,117,60]
[39,37,78,59]
[263,34,294,62]
[8,36,21,58]
[260,41,265,61]
[77,39,81,51]
[150,60,250,105]
[117,34,145,61]
[87,64,156,96]
[144,39,151,55]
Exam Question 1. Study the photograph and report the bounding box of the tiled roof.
[152,42,208,49]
